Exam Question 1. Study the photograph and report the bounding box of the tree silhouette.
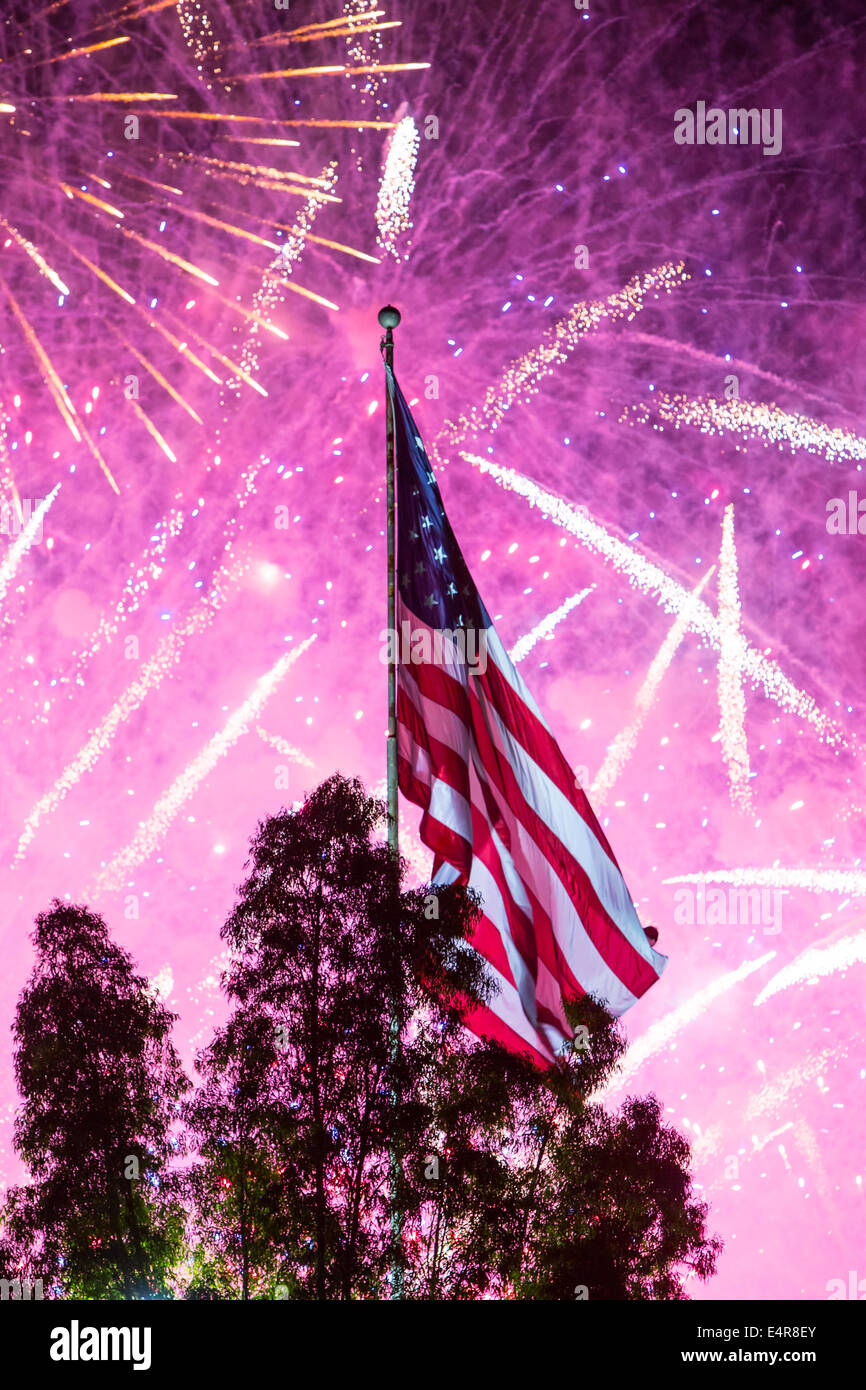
[184,773,493,1300]
[506,997,723,1300]
[181,1013,298,1300]
[3,900,189,1299]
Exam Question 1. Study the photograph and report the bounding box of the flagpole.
[378,302,403,1299]
[379,303,400,865]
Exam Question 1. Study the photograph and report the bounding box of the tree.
[185,773,493,1300]
[399,995,720,1300]
[398,1035,530,1299]
[3,900,189,1299]
[181,1013,298,1301]
[505,997,723,1300]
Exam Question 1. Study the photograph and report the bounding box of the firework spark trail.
[167,151,340,202]
[143,111,396,130]
[744,1047,846,1121]
[249,16,401,48]
[130,302,223,385]
[627,331,855,418]
[508,587,595,663]
[435,263,690,456]
[593,951,777,1100]
[618,391,866,465]
[718,505,753,814]
[92,636,316,894]
[161,308,271,395]
[127,396,178,462]
[223,62,430,84]
[665,868,866,897]
[108,329,203,424]
[591,568,715,806]
[0,485,59,606]
[376,115,418,261]
[754,931,866,1006]
[213,164,338,437]
[1,278,119,491]
[342,0,391,121]
[37,453,264,730]
[61,452,259,701]
[255,725,314,767]
[49,508,188,696]
[0,407,21,529]
[461,453,848,749]
[176,0,223,90]
[0,217,70,294]
[371,776,433,886]
[15,584,246,862]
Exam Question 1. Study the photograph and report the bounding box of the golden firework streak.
[222,62,430,83]
[0,278,119,491]
[107,327,203,425]
[126,397,177,462]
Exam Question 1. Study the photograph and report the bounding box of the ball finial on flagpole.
[378,304,401,329]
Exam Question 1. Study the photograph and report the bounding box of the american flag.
[389,369,666,1065]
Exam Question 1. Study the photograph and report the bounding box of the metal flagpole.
[378,302,403,1298]
[379,305,400,858]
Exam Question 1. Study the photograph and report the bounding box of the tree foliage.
[3,900,189,1299]
[183,773,493,1300]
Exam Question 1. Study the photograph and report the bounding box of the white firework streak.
[626,331,848,418]
[73,506,186,672]
[256,725,314,767]
[147,964,175,1002]
[508,587,595,663]
[664,867,866,897]
[593,951,776,1100]
[70,445,263,688]
[591,567,715,806]
[718,505,753,814]
[436,263,690,455]
[0,484,59,605]
[399,829,437,886]
[461,453,847,749]
[619,390,866,465]
[371,775,433,885]
[16,560,247,860]
[376,115,418,261]
[92,636,316,893]
[754,930,866,1006]
[744,1046,845,1121]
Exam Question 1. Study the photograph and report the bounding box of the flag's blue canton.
[388,368,488,632]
